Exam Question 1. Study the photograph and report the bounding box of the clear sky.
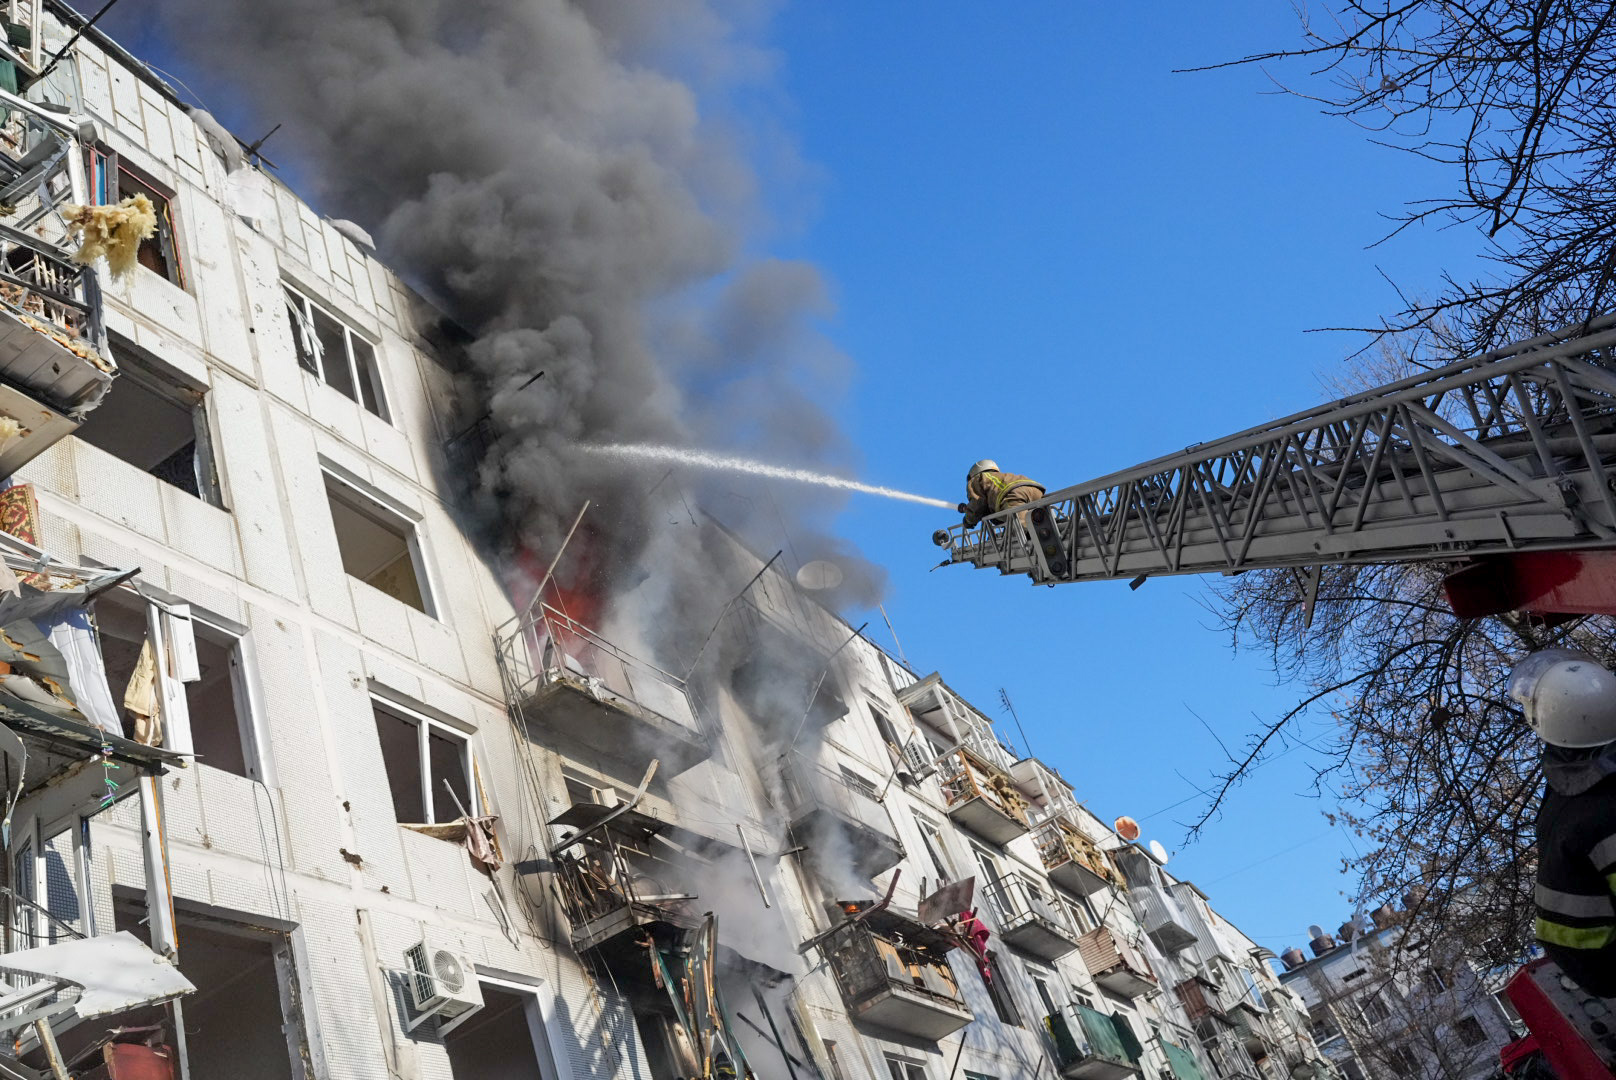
[763,2,1487,954]
[94,2,1498,955]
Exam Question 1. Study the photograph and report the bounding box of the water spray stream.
[584,442,953,508]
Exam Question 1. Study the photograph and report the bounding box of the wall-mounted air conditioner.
[403,941,484,1034]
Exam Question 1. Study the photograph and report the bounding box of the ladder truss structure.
[936,319,1616,591]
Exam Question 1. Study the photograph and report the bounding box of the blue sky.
[94,3,1498,953]
[765,2,1486,953]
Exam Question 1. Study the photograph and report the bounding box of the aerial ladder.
[934,316,1616,620]
[931,317,1616,1076]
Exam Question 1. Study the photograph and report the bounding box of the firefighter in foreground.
[1508,650,1616,996]
[960,460,1045,528]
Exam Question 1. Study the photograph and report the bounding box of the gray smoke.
[149,0,886,624]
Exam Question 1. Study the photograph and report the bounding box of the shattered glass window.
[283,283,389,419]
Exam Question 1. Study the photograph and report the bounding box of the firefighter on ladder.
[1508,650,1616,997]
[960,460,1045,528]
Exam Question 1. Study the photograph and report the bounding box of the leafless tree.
[1199,1,1616,360]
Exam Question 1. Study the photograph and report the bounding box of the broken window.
[85,147,185,287]
[93,589,259,778]
[112,902,313,1080]
[324,472,433,614]
[913,815,955,883]
[73,336,220,505]
[373,699,476,825]
[444,979,564,1080]
[284,283,388,419]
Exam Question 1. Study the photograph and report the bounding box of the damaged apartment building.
[0,3,1341,1078]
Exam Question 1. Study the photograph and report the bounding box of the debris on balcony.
[61,196,156,280]
[936,747,1030,843]
[812,897,975,1040]
[402,813,504,874]
[1034,817,1124,895]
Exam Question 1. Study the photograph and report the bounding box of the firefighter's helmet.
[1507,649,1616,748]
[967,459,1000,481]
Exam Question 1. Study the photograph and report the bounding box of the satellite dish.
[1307,924,1326,940]
[796,560,844,591]
[1148,839,1170,865]
[1114,816,1141,841]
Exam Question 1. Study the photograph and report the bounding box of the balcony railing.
[497,603,711,773]
[981,876,1080,961]
[779,756,903,879]
[0,94,116,478]
[937,747,1030,844]
[1076,927,1157,998]
[1034,817,1123,895]
[822,908,973,1040]
[1115,849,1198,953]
[1045,1003,1142,1079]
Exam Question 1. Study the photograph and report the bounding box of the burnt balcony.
[1034,817,1123,896]
[549,803,701,998]
[981,876,1080,961]
[0,98,114,479]
[821,905,973,1041]
[498,604,712,776]
[779,756,903,880]
[936,747,1029,845]
[1044,1003,1143,1079]
[1076,927,1157,998]
[1115,849,1198,953]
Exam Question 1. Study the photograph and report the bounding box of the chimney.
[1280,947,1307,971]
[1307,924,1336,956]
[1337,920,1358,942]
[1370,903,1398,929]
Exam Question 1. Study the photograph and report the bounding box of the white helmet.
[1507,649,1616,748]
[967,459,1000,481]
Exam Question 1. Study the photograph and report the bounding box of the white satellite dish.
[1148,839,1170,865]
[796,560,844,591]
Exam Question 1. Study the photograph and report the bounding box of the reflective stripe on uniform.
[1536,916,1616,950]
[1536,882,1616,919]
[1591,831,1616,870]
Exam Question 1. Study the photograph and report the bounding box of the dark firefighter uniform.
[1534,744,1616,996]
[963,471,1045,528]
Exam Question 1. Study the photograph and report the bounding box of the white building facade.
[0,4,1339,1078]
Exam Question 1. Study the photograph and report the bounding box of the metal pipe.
[35,0,123,82]
[525,500,590,622]
[736,823,771,909]
[32,1018,66,1080]
[683,551,782,679]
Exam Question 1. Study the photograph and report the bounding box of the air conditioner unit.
[403,941,483,1033]
[902,738,935,780]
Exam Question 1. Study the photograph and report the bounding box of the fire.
[507,535,603,630]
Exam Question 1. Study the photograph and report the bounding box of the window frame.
[78,334,224,507]
[372,695,479,827]
[83,146,186,288]
[283,282,389,420]
[884,1055,928,1080]
[322,467,437,617]
[913,814,956,885]
[449,973,572,1080]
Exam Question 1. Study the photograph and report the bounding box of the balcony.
[1044,1003,1143,1079]
[982,877,1080,961]
[1115,849,1198,953]
[1034,817,1123,896]
[779,756,903,879]
[0,97,114,479]
[1077,927,1157,998]
[937,747,1030,844]
[821,905,973,1041]
[549,802,702,998]
[728,603,848,737]
[497,604,712,776]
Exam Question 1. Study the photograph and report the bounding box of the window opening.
[914,815,955,884]
[885,1056,927,1080]
[74,338,220,505]
[870,704,901,750]
[1421,967,1450,994]
[983,950,1020,1026]
[84,148,184,287]
[838,766,878,802]
[823,1040,849,1080]
[113,903,310,1080]
[373,699,476,826]
[1454,1015,1486,1046]
[325,472,432,614]
[444,979,564,1080]
[284,283,388,419]
[185,615,253,778]
[1032,975,1059,1018]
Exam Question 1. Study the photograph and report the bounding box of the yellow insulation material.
[61,194,157,279]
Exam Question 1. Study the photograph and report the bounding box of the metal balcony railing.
[1045,1003,1142,1074]
[498,603,700,733]
[982,877,1072,937]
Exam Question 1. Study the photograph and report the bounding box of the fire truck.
[931,319,1616,1077]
